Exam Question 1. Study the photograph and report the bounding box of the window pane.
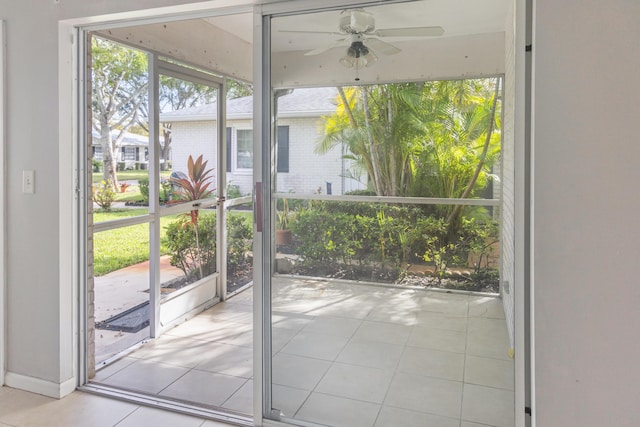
[276,125,289,173]
[123,147,137,161]
[236,129,253,169]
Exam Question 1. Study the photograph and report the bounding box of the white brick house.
[161,87,364,196]
[91,129,152,170]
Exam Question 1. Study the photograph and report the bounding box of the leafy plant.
[170,155,215,204]
[276,198,291,230]
[168,154,216,279]
[93,180,116,210]
[138,177,149,204]
[286,200,499,289]
[138,177,173,204]
[226,184,242,199]
[164,213,217,280]
[227,214,253,281]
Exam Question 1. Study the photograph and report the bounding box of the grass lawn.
[92,169,171,184]
[93,209,252,277]
[94,209,180,276]
[113,185,144,203]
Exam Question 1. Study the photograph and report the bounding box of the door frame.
[151,58,227,336]
[57,0,530,424]
[256,1,530,426]
[75,34,228,384]
[0,19,6,387]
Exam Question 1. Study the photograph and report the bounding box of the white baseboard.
[4,372,76,398]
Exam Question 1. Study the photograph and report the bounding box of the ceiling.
[271,0,507,53]
[97,0,508,87]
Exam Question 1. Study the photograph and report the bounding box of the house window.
[229,126,289,172]
[277,125,289,173]
[236,129,253,170]
[226,127,232,172]
[122,147,137,161]
[93,146,103,160]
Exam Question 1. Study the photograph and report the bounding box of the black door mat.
[96,301,150,333]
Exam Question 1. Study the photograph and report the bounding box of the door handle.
[255,182,263,232]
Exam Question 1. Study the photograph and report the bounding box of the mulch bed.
[291,262,499,293]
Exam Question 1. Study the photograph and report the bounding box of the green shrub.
[227,214,252,277]
[137,177,172,204]
[164,212,217,280]
[226,184,242,199]
[93,180,116,211]
[160,179,173,202]
[287,200,499,283]
[290,209,357,265]
[138,177,149,203]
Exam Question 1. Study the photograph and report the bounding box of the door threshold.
[80,383,253,426]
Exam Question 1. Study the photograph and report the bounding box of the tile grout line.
[372,320,413,427]
[110,404,143,427]
[218,377,251,411]
[289,312,364,420]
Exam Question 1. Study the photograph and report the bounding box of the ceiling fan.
[280,9,444,70]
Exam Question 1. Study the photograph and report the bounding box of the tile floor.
[0,386,234,427]
[91,276,514,427]
[269,278,515,427]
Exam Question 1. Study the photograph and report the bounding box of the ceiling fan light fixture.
[363,49,377,67]
[340,41,376,68]
[339,55,356,68]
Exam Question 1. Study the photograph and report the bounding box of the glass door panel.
[90,36,150,222]
[266,4,514,427]
[93,222,150,367]
[156,74,218,209]
[156,68,223,329]
[225,198,254,297]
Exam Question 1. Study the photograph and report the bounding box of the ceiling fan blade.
[304,39,348,56]
[364,37,401,56]
[373,26,445,38]
[279,30,344,36]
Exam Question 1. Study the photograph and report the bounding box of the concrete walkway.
[95,255,183,323]
[94,255,184,364]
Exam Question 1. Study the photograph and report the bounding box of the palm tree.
[318,83,424,196]
[319,79,500,213]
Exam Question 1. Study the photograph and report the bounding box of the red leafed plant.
[170,154,216,225]
[169,154,216,280]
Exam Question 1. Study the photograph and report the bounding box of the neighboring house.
[91,129,169,170]
[161,87,364,196]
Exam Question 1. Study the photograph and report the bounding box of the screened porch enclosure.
[80,1,519,425]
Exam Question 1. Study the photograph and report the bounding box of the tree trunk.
[161,127,172,171]
[99,116,119,190]
[337,87,357,128]
[446,77,501,228]
[362,88,383,196]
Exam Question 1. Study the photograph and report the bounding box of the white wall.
[532,1,640,425]
[0,0,234,397]
[276,117,345,195]
[171,116,348,197]
[4,0,639,423]
[171,120,219,186]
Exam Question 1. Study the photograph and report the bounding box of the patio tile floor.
[90,276,515,427]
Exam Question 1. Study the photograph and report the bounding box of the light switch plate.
[22,170,35,194]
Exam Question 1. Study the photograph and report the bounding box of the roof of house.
[91,129,149,147]
[161,86,339,123]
